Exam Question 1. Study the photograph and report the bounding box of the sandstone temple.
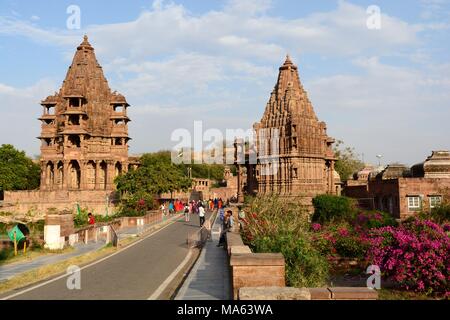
[236,56,341,205]
[3,36,138,215]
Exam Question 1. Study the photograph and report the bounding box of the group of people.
[159,199,208,226]
[158,199,246,248]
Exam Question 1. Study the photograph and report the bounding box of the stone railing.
[225,208,378,300]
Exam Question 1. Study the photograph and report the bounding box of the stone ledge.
[328,287,378,300]
[239,287,311,300]
[238,287,378,300]
[230,253,285,266]
[309,288,332,300]
[227,231,245,255]
[230,245,252,254]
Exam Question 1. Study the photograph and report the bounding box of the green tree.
[115,151,192,211]
[0,144,40,196]
[333,140,364,182]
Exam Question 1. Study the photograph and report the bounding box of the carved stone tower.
[252,55,338,202]
[38,36,131,191]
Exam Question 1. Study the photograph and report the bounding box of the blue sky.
[0,0,449,166]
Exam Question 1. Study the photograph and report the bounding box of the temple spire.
[284,54,293,66]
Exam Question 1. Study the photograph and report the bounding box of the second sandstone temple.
[236,56,341,205]
[3,36,138,215]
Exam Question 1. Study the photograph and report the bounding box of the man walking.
[198,204,206,227]
[184,203,190,222]
[217,210,233,247]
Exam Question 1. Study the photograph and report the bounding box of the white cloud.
[0,79,58,156]
[0,0,448,163]
[308,57,450,164]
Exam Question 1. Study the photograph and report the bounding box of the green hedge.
[312,195,356,224]
[253,233,329,287]
[242,196,329,287]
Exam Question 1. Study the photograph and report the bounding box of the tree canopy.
[333,140,365,182]
[0,144,40,195]
[114,151,193,210]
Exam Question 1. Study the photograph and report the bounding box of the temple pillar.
[79,160,86,190]
[41,162,47,191]
[95,161,101,190]
[62,160,69,190]
[106,160,115,190]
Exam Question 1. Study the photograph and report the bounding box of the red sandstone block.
[309,288,332,300]
[328,287,378,300]
[230,253,285,266]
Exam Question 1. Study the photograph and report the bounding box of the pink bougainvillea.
[366,219,450,295]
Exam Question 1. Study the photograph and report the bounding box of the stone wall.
[3,190,118,216]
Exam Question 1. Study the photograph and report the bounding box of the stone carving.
[38,36,133,191]
[239,56,340,205]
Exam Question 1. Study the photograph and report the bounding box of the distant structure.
[344,151,450,219]
[3,36,139,215]
[236,56,341,205]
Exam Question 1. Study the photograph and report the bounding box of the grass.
[0,246,74,266]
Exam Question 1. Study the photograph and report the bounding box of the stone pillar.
[330,160,335,194]
[95,161,100,190]
[41,162,47,191]
[62,160,69,190]
[79,160,86,190]
[237,165,244,203]
[106,160,115,190]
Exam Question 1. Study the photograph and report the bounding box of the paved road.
[0,212,210,300]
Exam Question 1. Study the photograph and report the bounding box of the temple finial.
[284,53,293,65]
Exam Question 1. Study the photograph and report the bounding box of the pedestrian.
[238,206,246,230]
[168,201,174,215]
[219,207,225,222]
[160,203,166,216]
[184,203,190,222]
[198,204,206,227]
[87,212,95,225]
[227,210,234,231]
[217,210,233,247]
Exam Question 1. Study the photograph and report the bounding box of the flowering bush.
[366,219,450,295]
[354,211,397,231]
[311,222,369,259]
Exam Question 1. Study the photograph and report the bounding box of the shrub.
[334,234,369,259]
[311,222,370,259]
[254,233,329,287]
[429,204,450,224]
[354,211,398,231]
[116,207,147,218]
[312,195,356,224]
[242,196,329,287]
[366,219,450,295]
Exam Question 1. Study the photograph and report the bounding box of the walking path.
[0,213,182,282]
[175,213,231,300]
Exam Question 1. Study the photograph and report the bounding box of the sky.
[0,0,449,166]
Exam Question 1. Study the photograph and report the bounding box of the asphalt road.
[1,212,210,300]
